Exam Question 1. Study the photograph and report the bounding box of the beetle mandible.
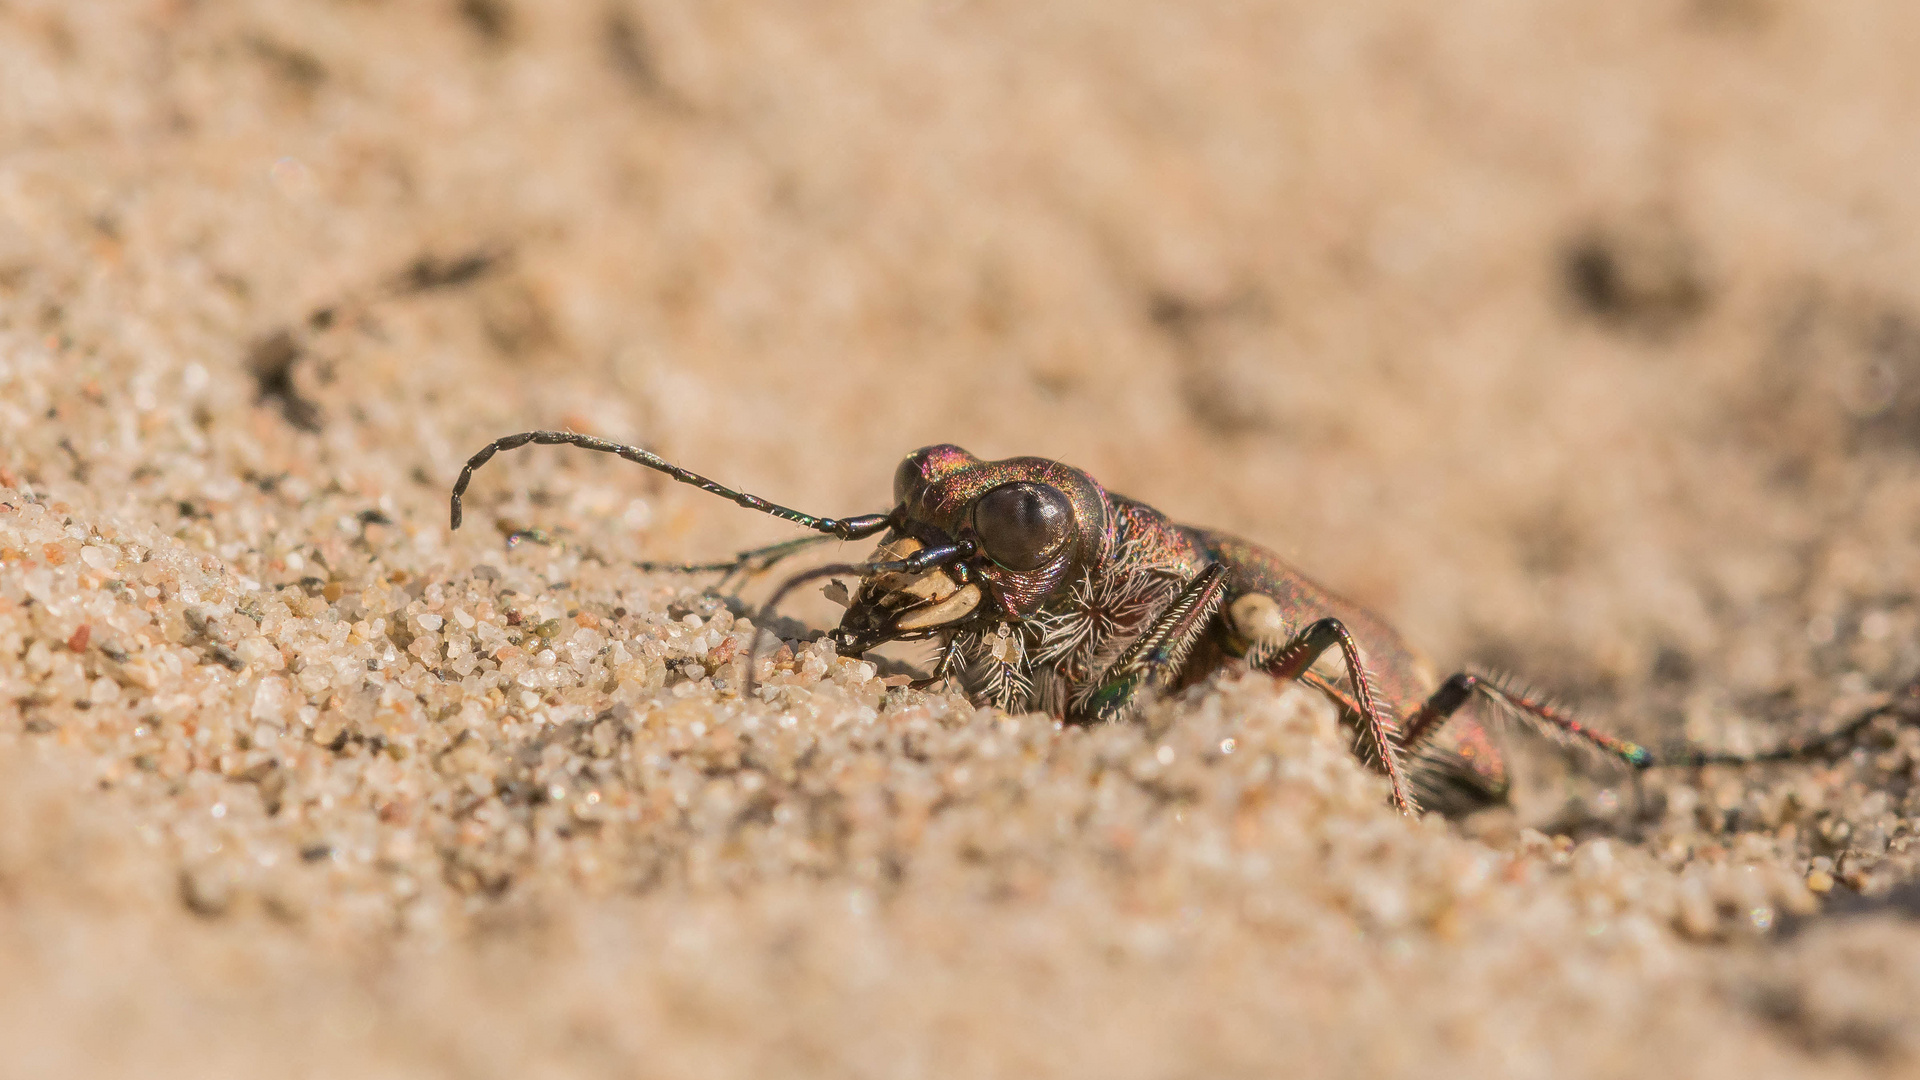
[451,433,1898,816]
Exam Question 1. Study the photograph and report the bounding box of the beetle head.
[828,445,1110,656]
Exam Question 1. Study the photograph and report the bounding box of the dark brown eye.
[893,456,923,505]
[974,482,1072,571]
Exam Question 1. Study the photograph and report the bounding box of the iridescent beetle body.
[452,434,1873,817]
[822,445,1596,816]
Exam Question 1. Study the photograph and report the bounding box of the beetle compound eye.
[973,482,1072,571]
[892,456,923,505]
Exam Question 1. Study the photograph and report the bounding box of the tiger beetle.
[452,433,1909,816]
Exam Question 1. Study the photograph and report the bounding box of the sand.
[3,1,1920,1076]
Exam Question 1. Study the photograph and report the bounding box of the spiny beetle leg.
[638,534,835,590]
[1082,564,1228,723]
[1401,672,1652,770]
[1392,673,1920,811]
[1261,616,1416,815]
[1396,672,1473,752]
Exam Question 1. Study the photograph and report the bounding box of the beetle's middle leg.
[1230,596,1416,814]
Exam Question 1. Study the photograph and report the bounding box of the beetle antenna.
[450,430,895,539]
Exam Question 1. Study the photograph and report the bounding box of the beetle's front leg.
[1079,564,1228,723]
[639,534,836,590]
[1231,595,1416,815]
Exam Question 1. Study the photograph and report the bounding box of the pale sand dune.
[3,2,1920,1076]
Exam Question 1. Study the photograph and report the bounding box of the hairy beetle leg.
[1655,678,1920,767]
[1082,564,1229,723]
[1397,673,1920,792]
[1260,616,1417,816]
[1401,672,1652,769]
[638,534,835,591]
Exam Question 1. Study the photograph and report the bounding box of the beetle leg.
[1662,684,1917,766]
[1080,564,1228,723]
[1260,616,1416,815]
[1418,673,1920,771]
[902,638,967,693]
[1401,672,1653,770]
[740,561,887,698]
[639,534,836,590]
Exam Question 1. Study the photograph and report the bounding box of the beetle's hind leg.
[1391,672,1920,820]
[1401,672,1653,770]
[1653,680,1920,768]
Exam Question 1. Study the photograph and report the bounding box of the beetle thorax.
[943,499,1206,716]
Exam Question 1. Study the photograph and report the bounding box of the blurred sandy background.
[5,1,1920,1077]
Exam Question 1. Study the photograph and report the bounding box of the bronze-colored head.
[445,430,1115,676]
[828,445,1111,656]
